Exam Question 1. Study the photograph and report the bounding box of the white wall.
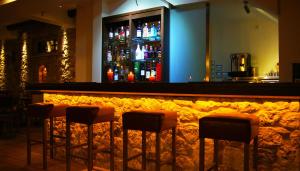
[102,0,167,17]
[210,0,278,77]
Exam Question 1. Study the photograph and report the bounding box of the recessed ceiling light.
[0,0,17,5]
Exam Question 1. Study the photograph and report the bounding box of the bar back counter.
[28,82,300,170]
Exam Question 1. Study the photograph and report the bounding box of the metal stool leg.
[110,121,114,171]
[123,129,128,171]
[66,119,71,171]
[155,132,161,171]
[87,124,93,171]
[50,116,54,159]
[244,143,250,171]
[26,115,31,165]
[142,130,146,170]
[253,136,258,170]
[42,118,48,169]
[199,138,205,171]
[172,128,176,171]
[214,139,219,170]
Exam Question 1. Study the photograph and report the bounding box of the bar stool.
[27,103,69,169]
[66,106,115,171]
[199,113,259,171]
[122,110,177,171]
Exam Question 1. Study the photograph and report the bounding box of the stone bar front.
[29,83,300,170]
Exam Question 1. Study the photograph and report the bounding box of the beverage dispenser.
[229,53,252,77]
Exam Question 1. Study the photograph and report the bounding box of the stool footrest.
[71,143,88,149]
[53,134,66,139]
[71,154,87,161]
[30,139,42,145]
[126,167,143,171]
[128,152,142,161]
[207,163,218,171]
[95,149,112,154]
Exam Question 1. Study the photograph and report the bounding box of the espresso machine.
[228,53,253,77]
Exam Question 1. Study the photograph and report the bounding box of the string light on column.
[60,28,72,82]
[0,40,6,89]
[20,32,28,89]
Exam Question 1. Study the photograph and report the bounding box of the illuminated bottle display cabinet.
[102,7,169,83]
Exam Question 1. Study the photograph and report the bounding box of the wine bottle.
[144,44,148,59]
[137,22,142,38]
[135,44,141,60]
[141,45,145,60]
[109,28,113,40]
[151,60,156,77]
[114,66,119,81]
[157,21,161,40]
[120,26,125,43]
[107,46,112,62]
[145,61,151,79]
[114,28,119,40]
[150,23,157,41]
[134,61,140,80]
[140,62,145,81]
[143,23,148,39]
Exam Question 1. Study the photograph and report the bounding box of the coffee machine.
[228,53,253,77]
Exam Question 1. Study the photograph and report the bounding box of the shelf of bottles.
[103,19,131,81]
[132,18,162,82]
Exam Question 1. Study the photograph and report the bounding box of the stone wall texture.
[44,93,300,171]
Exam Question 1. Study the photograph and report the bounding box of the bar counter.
[28,82,300,170]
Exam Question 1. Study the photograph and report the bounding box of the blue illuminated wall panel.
[170,4,206,82]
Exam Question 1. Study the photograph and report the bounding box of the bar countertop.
[27,82,300,99]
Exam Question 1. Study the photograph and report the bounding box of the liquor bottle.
[109,28,113,40]
[145,61,151,80]
[119,26,125,43]
[157,45,162,60]
[120,49,125,62]
[136,22,142,38]
[156,45,162,81]
[119,65,125,81]
[135,44,142,60]
[107,46,112,62]
[149,46,154,59]
[157,21,161,40]
[134,61,140,80]
[150,23,157,41]
[141,45,145,60]
[125,49,130,60]
[126,26,130,42]
[142,23,148,39]
[140,62,146,81]
[114,28,119,40]
[114,66,119,81]
[151,60,156,77]
[153,46,158,59]
[156,61,162,81]
[144,44,148,59]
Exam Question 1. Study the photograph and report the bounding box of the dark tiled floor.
[0,129,86,171]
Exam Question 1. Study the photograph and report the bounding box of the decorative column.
[20,32,28,89]
[59,28,72,82]
[0,40,6,89]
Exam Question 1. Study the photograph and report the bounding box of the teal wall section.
[170,4,206,82]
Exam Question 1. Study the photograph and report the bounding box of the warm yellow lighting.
[0,40,6,89]
[20,33,28,89]
[0,0,17,5]
[60,29,72,82]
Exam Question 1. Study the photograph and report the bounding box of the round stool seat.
[123,110,177,132]
[199,113,259,143]
[66,106,115,125]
